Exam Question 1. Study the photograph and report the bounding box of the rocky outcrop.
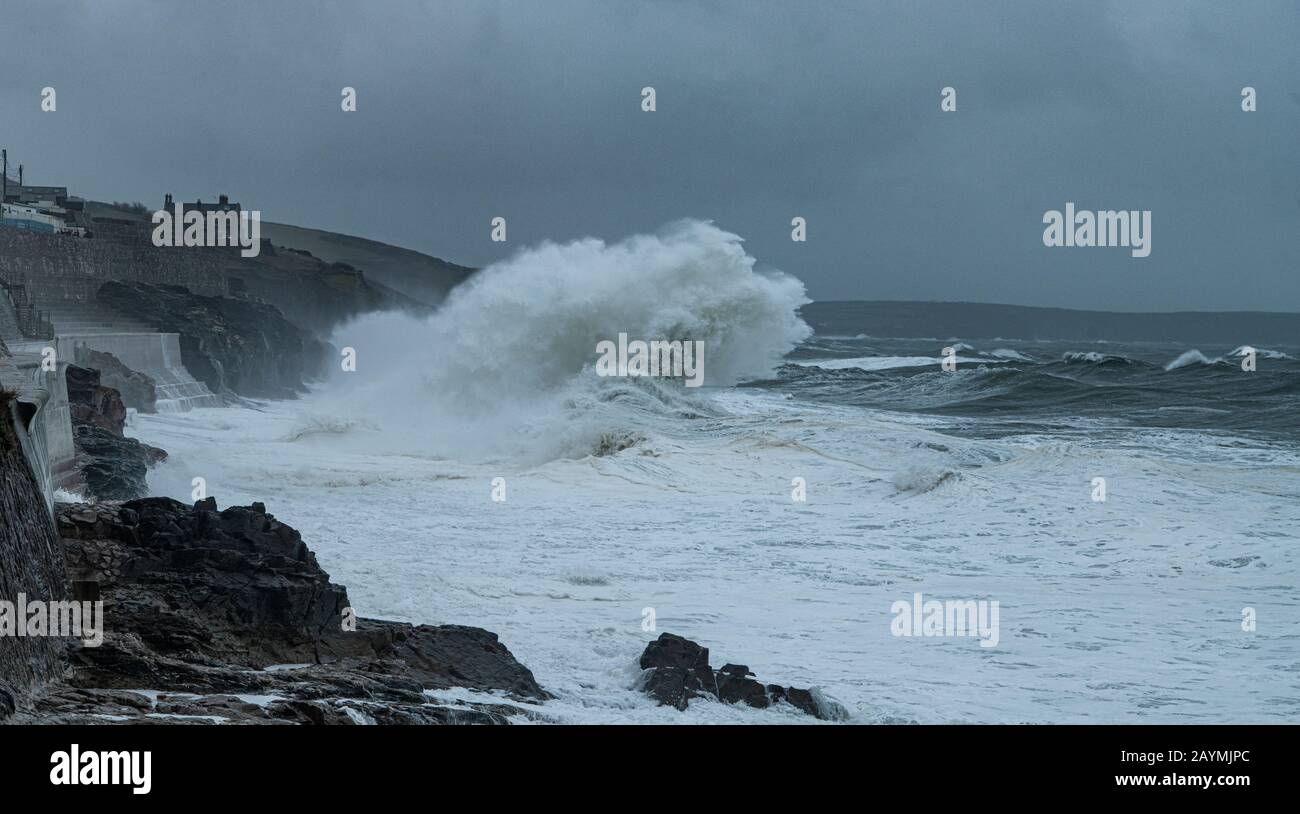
[65,365,165,501]
[72,346,157,413]
[97,281,330,399]
[71,425,164,501]
[638,633,844,720]
[0,393,68,719]
[66,364,126,435]
[14,497,549,724]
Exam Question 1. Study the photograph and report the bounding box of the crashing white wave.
[1164,349,1222,370]
[797,356,947,372]
[795,354,1003,372]
[1229,345,1292,360]
[1166,347,1291,371]
[302,220,812,462]
[1062,351,1132,364]
[989,348,1034,362]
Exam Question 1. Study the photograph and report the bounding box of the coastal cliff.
[98,280,331,399]
[0,214,422,335]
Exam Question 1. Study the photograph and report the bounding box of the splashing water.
[303,220,811,462]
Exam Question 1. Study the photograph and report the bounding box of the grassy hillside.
[261,221,475,307]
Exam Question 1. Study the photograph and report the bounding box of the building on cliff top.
[1,157,87,237]
[162,192,241,217]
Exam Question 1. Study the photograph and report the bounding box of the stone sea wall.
[0,392,68,718]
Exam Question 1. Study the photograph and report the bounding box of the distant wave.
[795,354,1007,372]
[1062,351,1135,365]
[1229,345,1292,360]
[1164,349,1223,370]
[1162,347,1295,371]
[989,348,1035,361]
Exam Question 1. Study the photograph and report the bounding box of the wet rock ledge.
[12,497,549,725]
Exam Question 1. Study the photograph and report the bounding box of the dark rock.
[638,633,840,720]
[769,685,823,718]
[66,364,127,435]
[19,497,550,725]
[639,632,717,708]
[98,280,330,399]
[72,424,163,501]
[641,667,693,711]
[640,631,711,671]
[72,345,157,413]
[716,664,771,709]
[65,365,167,501]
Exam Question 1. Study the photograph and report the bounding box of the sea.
[127,221,1300,723]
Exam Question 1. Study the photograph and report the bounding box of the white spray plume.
[306,220,812,462]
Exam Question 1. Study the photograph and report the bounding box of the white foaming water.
[311,220,810,463]
[130,224,1300,724]
[794,355,1003,372]
[1165,349,1221,370]
[1167,347,1293,370]
[138,391,1300,724]
[989,348,1035,361]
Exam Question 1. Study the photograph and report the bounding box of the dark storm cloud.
[1,0,1296,310]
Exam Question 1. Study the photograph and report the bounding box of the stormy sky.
[1,0,1296,311]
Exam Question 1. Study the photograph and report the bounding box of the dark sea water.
[756,335,1300,443]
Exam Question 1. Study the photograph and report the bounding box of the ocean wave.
[1062,351,1135,365]
[309,220,812,462]
[989,348,1035,361]
[1164,347,1295,371]
[794,354,1009,373]
[1229,345,1292,360]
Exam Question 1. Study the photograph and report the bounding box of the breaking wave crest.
[303,221,811,462]
[1062,351,1135,365]
[1164,347,1293,371]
